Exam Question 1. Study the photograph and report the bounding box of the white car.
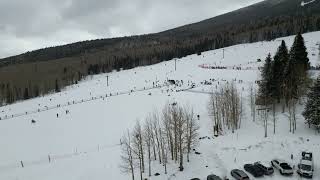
[271,159,293,175]
[297,152,314,178]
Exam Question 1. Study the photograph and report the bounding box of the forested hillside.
[0,0,320,105]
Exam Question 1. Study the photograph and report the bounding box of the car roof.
[301,160,313,165]
[234,169,247,177]
[258,162,269,167]
[207,174,222,180]
[239,171,247,177]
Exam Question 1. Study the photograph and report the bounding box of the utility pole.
[107,75,109,86]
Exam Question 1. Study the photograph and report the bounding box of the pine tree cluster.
[258,33,310,104]
[303,77,320,127]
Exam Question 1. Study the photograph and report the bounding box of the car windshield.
[301,164,312,171]
[239,172,248,178]
[280,163,291,169]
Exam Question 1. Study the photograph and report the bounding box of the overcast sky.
[0,0,264,58]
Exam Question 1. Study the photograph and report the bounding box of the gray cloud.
[0,0,263,58]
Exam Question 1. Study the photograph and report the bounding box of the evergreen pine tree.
[303,76,320,126]
[259,53,273,103]
[289,33,310,75]
[283,53,298,101]
[284,33,310,101]
[271,40,289,101]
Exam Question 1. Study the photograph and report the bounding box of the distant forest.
[0,0,320,105]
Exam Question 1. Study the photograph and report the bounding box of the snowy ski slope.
[0,32,319,180]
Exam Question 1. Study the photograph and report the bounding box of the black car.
[207,174,222,180]
[244,164,264,177]
[231,169,250,180]
[254,162,274,175]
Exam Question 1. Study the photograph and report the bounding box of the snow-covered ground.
[0,32,319,180]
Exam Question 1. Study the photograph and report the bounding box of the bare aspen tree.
[176,106,185,171]
[239,91,243,129]
[152,112,162,164]
[184,106,199,162]
[144,115,153,177]
[168,104,183,169]
[228,82,242,133]
[159,125,168,174]
[160,133,168,174]
[249,84,256,122]
[132,121,144,180]
[162,104,174,161]
[208,91,215,134]
[120,130,135,180]
[121,103,200,179]
[209,87,226,135]
[208,82,242,135]
[150,126,157,161]
[216,92,222,131]
[163,103,199,171]
[170,105,180,162]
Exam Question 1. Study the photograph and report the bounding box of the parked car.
[243,163,264,177]
[271,159,293,175]
[297,152,314,178]
[230,169,250,180]
[254,162,274,175]
[207,174,222,180]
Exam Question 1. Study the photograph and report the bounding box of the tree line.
[258,33,310,134]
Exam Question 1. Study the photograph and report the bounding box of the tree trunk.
[273,101,276,134]
[179,135,184,171]
[148,145,151,176]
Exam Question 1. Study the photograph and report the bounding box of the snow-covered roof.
[301,159,313,166]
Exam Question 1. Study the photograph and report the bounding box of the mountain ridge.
[2,0,320,63]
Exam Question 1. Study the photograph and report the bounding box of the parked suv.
[297,152,314,178]
[243,163,264,177]
[254,162,274,175]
